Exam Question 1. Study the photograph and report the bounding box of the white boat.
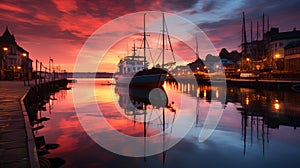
[114,13,173,88]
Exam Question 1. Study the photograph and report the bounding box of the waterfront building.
[0,51,5,79]
[187,57,206,73]
[266,27,300,70]
[0,27,32,80]
[284,40,300,72]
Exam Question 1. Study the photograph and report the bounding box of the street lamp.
[3,47,8,52]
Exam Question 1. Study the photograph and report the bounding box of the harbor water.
[34,78,300,168]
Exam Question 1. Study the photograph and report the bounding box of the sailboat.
[115,13,174,88]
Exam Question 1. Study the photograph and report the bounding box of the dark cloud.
[161,0,199,11]
[201,0,216,12]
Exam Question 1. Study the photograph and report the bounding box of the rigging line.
[154,32,162,65]
[146,38,155,66]
[154,50,162,66]
[164,18,176,63]
[136,39,143,57]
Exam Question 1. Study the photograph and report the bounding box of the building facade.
[284,41,300,72]
[0,27,32,80]
[266,28,300,70]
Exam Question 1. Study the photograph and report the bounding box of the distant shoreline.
[66,72,113,78]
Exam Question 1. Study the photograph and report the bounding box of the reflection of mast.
[144,104,147,162]
[242,108,247,155]
[162,108,166,165]
[240,94,269,156]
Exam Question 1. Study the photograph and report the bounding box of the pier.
[0,79,70,167]
[0,81,35,167]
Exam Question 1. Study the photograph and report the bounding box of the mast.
[195,37,199,59]
[256,21,259,60]
[251,20,253,60]
[267,15,270,32]
[143,13,147,69]
[262,13,265,40]
[262,13,265,58]
[242,12,247,64]
[256,21,259,41]
[162,13,165,69]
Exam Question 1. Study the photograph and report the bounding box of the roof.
[0,27,29,54]
[187,57,206,72]
[285,40,300,49]
[269,30,300,41]
[0,27,16,44]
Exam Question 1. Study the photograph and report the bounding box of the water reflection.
[36,79,300,167]
[170,80,300,156]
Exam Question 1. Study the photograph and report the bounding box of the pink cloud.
[0,3,27,13]
[52,0,78,13]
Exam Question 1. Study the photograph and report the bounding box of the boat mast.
[162,13,165,69]
[143,13,147,69]
[195,37,199,59]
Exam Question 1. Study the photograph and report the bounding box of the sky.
[1,0,300,72]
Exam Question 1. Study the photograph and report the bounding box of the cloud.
[0,0,299,72]
[52,0,78,13]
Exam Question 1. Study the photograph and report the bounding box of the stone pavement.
[0,81,30,167]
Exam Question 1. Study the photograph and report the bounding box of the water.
[35,78,300,168]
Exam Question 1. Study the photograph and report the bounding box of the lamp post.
[21,53,27,86]
[2,47,8,80]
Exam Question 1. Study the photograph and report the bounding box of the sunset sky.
[1,0,300,72]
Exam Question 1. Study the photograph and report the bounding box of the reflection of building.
[0,27,32,80]
[0,51,5,79]
[284,40,300,72]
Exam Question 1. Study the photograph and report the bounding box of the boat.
[114,13,174,88]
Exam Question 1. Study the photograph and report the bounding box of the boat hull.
[115,68,167,88]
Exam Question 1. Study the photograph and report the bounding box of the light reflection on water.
[35,78,300,168]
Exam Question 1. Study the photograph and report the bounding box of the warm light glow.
[274,99,280,110]
[3,47,8,51]
[275,54,280,59]
[204,90,207,97]
[204,66,207,69]
[215,89,219,98]
[17,66,21,70]
[246,58,250,62]
[245,97,249,105]
[22,53,27,57]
